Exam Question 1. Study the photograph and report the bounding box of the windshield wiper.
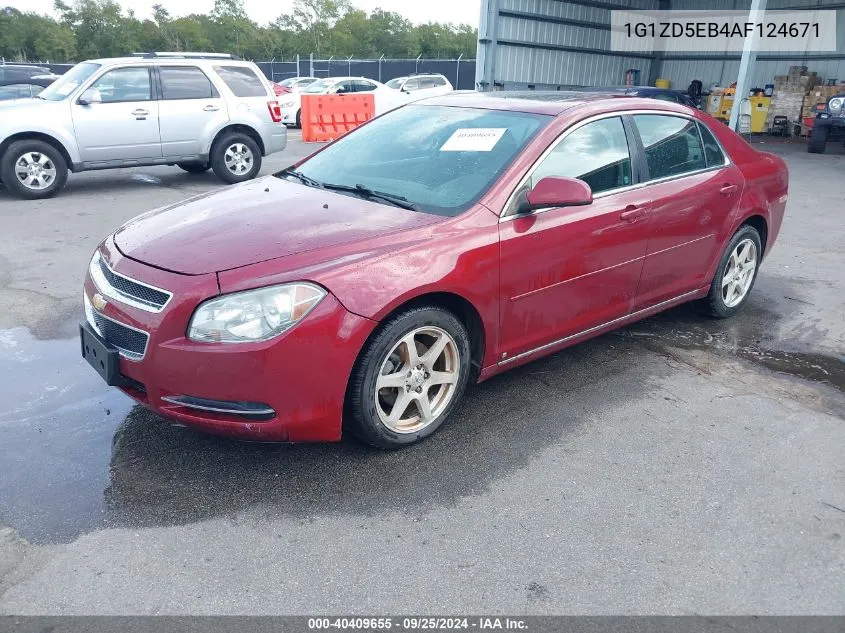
[277,168,322,189]
[321,183,419,211]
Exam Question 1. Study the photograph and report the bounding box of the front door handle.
[132,109,149,116]
[203,105,220,112]
[620,205,646,222]
[720,183,739,196]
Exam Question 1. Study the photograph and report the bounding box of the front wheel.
[808,126,828,153]
[0,140,68,199]
[346,306,472,449]
[705,225,762,318]
[210,133,262,184]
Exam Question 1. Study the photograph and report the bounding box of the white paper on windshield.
[440,128,507,152]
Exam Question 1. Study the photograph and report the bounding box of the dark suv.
[808,92,845,153]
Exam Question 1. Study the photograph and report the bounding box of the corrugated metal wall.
[478,0,659,89]
[477,0,845,91]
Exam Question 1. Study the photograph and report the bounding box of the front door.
[157,65,228,158]
[71,65,161,164]
[498,116,651,360]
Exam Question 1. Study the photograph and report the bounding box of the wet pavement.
[0,137,843,614]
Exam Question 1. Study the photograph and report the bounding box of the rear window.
[160,66,217,100]
[214,65,267,97]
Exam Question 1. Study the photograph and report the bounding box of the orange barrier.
[300,94,376,143]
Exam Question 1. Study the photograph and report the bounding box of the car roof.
[421,91,696,116]
[87,56,255,66]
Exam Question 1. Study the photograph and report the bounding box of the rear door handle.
[620,205,646,222]
[203,105,220,112]
[720,183,739,196]
[132,109,149,116]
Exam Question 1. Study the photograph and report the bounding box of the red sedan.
[81,93,788,448]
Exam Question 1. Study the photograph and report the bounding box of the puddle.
[0,328,134,543]
[617,302,845,392]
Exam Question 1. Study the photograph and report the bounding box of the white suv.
[385,73,454,101]
[0,53,287,199]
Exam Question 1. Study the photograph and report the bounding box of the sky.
[4,0,482,26]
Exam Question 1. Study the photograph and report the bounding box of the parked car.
[572,85,700,108]
[278,76,399,128]
[0,75,58,101]
[385,73,454,101]
[0,63,53,82]
[80,92,788,448]
[0,52,286,199]
[807,92,845,153]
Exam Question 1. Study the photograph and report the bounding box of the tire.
[345,306,472,449]
[295,109,302,129]
[0,140,68,200]
[808,126,828,153]
[209,133,262,184]
[178,162,210,174]
[705,225,763,319]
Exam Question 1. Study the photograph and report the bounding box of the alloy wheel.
[224,143,254,176]
[722,238,757,308]
[14,152,57,191]
[375,326,461,434]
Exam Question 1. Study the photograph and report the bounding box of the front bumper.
[84,238,376,442]
[814,115,845,132]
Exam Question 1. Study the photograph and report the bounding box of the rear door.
[631,114,744,309]
[72,65,161,163]
[498,115,651,359]
[157,65,228,159]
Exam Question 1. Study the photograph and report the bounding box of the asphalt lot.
[0,133,843,614]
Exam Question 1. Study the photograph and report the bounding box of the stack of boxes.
[765,66,821,130]
[803,84,845,121]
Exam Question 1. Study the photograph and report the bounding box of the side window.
[213,65,267,97]
[90,67,151,103]
[402,78,420,91]
[532,116,632,195]
[634,114,706,180]
[432,77,447,87]
[332,81,356,94]
[159,66,217,100]
[697,122,726,167]
[354,80,377,92]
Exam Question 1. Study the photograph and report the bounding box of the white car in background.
[278,76,399,128]
[386,73,454,101]
[278,76,318,92]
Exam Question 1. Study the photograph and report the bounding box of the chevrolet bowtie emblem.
[92,293,107,311]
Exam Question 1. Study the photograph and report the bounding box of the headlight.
[829,98,843,112]
[188,283,326,343]
[281,100,296,108]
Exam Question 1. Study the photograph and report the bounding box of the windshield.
[38,62,100,101]
[386,78,405,89]
[303,79,334,94]
[292,105,549,216]
[279,78,298,87]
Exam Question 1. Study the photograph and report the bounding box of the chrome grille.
[85,295,149,360]
[90,251,172,313]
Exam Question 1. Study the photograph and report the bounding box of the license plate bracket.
[79,322,124,386]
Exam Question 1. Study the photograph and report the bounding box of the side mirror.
[519,177,593,212]
[78,88,102,106]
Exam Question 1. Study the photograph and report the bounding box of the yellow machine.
[707,94,771,133]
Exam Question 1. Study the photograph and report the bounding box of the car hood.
[0,98,55,112]
[114,177,443,275]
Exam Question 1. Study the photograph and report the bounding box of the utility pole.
[729,0,768,131]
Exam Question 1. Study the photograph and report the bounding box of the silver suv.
[0,53,287,199]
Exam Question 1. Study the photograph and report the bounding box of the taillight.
[268,100,282,123]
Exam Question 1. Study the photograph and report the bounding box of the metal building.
[476,0,845,91]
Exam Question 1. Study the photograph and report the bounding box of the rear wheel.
[0,140,68,199]
[178,162,210,174]
[808,126,828,153]
[705,225,762,318]
[346,306,471,449]
[295,109,302,129]
[210,133,262,184]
